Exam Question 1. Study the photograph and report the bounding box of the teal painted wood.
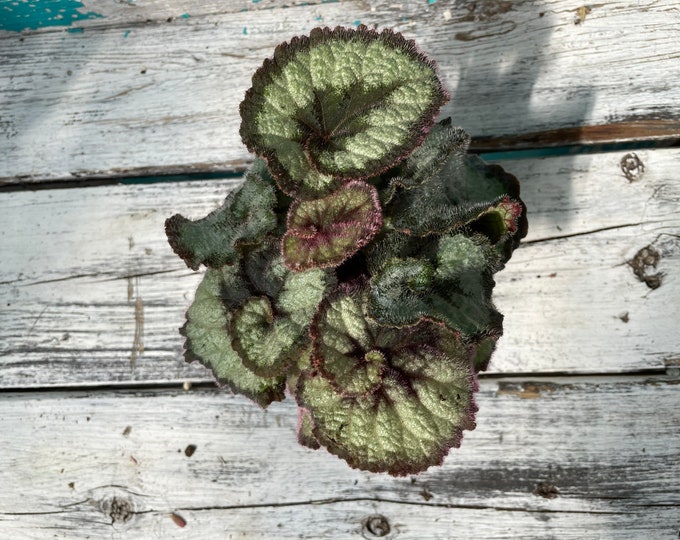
[0,0,103,32]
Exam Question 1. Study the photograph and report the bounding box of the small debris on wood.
[170,513,187,528]
[575,6,591,24]
[534,482,560,499]
[420,487,433,501]
[122,425,132,437]
[185,444,197,457]
[183,381,192,391]
[68,482,75,489]
[619,311,630,323]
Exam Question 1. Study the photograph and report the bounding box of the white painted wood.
[2,149,679,387]
[2,0,679,183]
[0,377,678,538]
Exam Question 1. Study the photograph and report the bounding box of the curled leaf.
[165,160,277,270]
[466,196,524,245]
[379,119,470,204]
[300,283,478,475]
[436,148,529,260]
[282,180,383,271]
[240,25,448,199]
[384,121,527,262]
[182,268,285,408]
[231,266,334,377]
[368,234,503,339]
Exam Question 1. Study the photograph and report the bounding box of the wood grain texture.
[2,0,679,184]
[1,377,678,539]
[3,3,678,537]
[0,149,680,388]
[1,149,678,387]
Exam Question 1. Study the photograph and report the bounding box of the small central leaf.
[282,180,383,271]
[240,25,448,199]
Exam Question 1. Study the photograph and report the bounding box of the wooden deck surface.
[1,1,679,538]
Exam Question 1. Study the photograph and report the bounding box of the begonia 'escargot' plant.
[165,25,527,476]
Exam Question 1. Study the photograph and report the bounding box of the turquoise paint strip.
[0,0,103,32]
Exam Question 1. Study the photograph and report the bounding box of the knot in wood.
[628,245,663,289]
[620,152,644,182]
[103,496,134,525]
[363,514,391,537]
[534,482,560,499]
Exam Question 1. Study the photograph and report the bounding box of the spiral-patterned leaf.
[300,283,478,475]
[182,268,285,408]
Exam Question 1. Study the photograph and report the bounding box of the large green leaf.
[182,268,285,408]
[282,180,383,271]
[240,25,448,199]
[299,283,478,475]
[165,160,278,270]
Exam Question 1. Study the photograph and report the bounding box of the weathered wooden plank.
[1,0,679,184]
[0,377,678,538]
[4,500,678,540]
[1,149,679,387]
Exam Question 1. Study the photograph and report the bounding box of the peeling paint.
[0,0,103,32]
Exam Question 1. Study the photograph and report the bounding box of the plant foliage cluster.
[166,26,527,475]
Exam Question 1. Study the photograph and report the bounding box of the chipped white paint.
[1,0,679,183]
